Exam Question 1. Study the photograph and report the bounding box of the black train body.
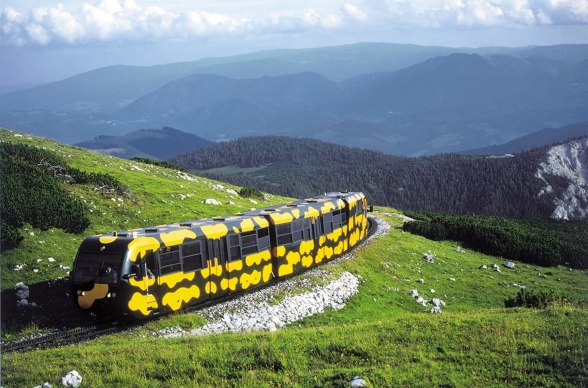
[70,192,369,319]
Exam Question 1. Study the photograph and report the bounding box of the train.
[70,192,370,319]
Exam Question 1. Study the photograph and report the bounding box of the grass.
[0,128,289,291]
[1,129,587,386]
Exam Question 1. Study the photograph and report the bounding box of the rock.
[429,306,442,314]
[410,289,419,298]
[492,264,501,272]
[47,257,56,262]
[448,277,456,282]
[17,298,29,307]
[417,279,425,284]
[15,282,29,300]
[349,376,368,387]
[455,246,465,253]
[430,289,435,293]
[503,261,515,269]
[479,264,487,269]
[202,198,222,205]
[430,298,446,307]
[33,383,51,388]
[61,370,82,387]
[423,251,435,263]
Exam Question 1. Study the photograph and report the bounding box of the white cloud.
[1,0,587,47]
[343,3,368,22]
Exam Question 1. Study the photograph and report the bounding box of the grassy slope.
[0,129,288,290]
[3,205,587,386]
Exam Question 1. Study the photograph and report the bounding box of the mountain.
[75,127,212,160]
[117,53,588,154]
[1,43,587,151]
[172,135,588,220]
[463,122,588,155]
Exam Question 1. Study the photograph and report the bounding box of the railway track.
[3,216,378,353]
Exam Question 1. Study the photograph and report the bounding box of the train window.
[182,241,204,272]
[302,219,312,240]
[159,246,181,275]
[356,200,363,215]
[228,234,241,261]
[73,252,124,284]
[291,219,304,243]
[276,223,293,245]
[322,212,333,234]
[257,228,270,251]
[241,230,258,256]
[332,209,343,229]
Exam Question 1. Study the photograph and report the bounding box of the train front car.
[70,234,136,317]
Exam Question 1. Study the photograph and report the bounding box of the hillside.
[1,44,587,153]
[0,128,286,291]
[173,136,588,219]
[74,127,212,160]
[1,129,586,386]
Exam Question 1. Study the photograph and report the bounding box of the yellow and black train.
[71,192,369,319]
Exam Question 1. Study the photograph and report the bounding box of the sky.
[1,0,588,87]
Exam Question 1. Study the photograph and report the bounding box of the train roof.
[86,192,365,243]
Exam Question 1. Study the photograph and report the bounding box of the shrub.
[0,142,91,251]
[239,187,265,200]
[505,289,580,309]
[403,212,587,269]
[130,157,186,172]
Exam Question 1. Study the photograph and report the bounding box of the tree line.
[172,136,558,218]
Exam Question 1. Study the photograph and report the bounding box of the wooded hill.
[173,136,569,219]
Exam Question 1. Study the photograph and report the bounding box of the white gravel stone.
[423,251,435,263]
[150,217,390,338]
[429,306,442,314]
[349,376,368,387]
[202,198,222,205]
[61,370,82,387]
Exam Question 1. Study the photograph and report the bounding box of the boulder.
[62,370,82,387]
[202,198,222,205]
[429,306,442,314]
[503,261,516,269]
[423,251,435,263]
[349,376,368,387]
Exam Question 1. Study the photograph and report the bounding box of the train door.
[205,238,230,300]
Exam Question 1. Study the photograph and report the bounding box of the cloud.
[372,0,588,27]
[1,0,587,47]
[0,0,348,46]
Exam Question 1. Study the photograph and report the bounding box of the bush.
[0,142,91,251]
[0,220,23,251]
[130,157,186,172]
[239,187,265,200]
[402,212,588,268]
[505,289,579,309]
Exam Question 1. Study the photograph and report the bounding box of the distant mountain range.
[74,127,212,160]
[172,135,588,220]
[1,43,587,155]
[462,122,588,155]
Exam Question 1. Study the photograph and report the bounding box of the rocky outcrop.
[536,138,588,219]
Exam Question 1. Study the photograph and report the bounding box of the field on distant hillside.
[1,129,586,387]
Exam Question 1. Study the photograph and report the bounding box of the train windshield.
[73,251,125,284]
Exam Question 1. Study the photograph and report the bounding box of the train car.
[70,192,369,319]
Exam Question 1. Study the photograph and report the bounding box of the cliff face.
[536,138,588,220]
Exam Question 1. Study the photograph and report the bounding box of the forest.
[173,136,557,218]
